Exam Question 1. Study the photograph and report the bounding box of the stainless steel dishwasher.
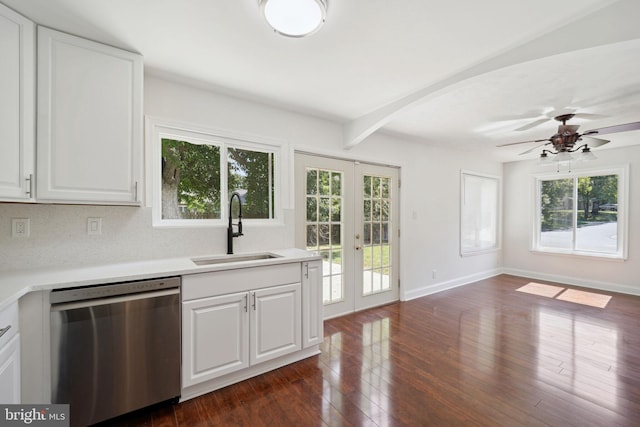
[50,277,181,427]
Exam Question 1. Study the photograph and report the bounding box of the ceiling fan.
[497,113,640,161]
[512,112,607,132]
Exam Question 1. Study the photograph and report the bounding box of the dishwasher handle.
[51,288,179,312]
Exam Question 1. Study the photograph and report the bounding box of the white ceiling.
[5,0,640,162]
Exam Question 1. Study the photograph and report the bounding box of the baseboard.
[501,267,640,296]
[402,268,502,301]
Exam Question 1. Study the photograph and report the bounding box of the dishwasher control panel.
[50,276,181,304]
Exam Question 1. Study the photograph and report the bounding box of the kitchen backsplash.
[0,204,294,271]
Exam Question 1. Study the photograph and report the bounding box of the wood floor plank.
[107,274,640,426]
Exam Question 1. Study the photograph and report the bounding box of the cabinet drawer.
[182,263,301,301]
[0,302,18,347]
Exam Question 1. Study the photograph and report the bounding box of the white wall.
[0,75,503,300]
[502,144,640,295]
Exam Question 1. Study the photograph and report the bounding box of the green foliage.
[162,139,221,218]
[540,179,572,231]
[161,139,274,220]
[228,148,274,219]
[540,175,617,231]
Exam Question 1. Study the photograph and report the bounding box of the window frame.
[460,170,502,256]
[531,165,629,260]
[147,118,284,228]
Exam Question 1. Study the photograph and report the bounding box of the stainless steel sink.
[191,253,281,266]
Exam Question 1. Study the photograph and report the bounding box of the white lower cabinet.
[0,334,21,403]
[302,260,323,349]
[181,260,321,399]
[250,283,301,365]
[0,302,21,403]
[182,283,301,388]
[182,292,249,387]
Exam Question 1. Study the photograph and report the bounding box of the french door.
[295,153,400,319]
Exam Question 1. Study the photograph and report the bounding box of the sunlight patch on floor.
[516,282,565,298]
[556,288,612,308]
[516,282,612,308]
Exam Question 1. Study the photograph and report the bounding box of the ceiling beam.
[344,0,640,149]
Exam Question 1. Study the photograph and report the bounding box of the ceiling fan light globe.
[538,153,553,166]
[578,148,598,162]
[555,151,574,162]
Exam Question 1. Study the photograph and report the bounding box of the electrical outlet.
[12,218,30,238]
[87,218,102,235]
[432,269,437,280]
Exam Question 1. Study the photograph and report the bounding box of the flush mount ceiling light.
[259,0,327,38]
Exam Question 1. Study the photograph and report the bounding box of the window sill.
[530,248,626,262]
[460,246,501,257]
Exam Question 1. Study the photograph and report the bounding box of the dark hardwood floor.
[102,274,640,426]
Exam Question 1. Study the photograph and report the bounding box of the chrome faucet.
[227,192,243,254]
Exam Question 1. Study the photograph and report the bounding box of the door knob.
[355,246,361,250]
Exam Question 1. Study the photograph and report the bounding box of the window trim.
[460,170,501,256]
[531,165,629,260]
[147,117,285,228]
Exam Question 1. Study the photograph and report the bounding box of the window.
[533,166,627,259]
[460,171,500,255]
[149,120,281,227]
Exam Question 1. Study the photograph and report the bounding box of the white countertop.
[0,248,321,310]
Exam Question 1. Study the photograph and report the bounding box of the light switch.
[88,217,102,235]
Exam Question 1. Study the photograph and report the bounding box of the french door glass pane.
[362,175,392,296]
[306,168,344,304]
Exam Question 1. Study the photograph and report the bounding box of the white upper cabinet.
[0,4,35,202]
[37,27,143,204]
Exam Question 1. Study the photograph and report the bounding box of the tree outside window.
[536,169,624,258]
[158,136,276,224]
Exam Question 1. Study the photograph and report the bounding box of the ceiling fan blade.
[573,113,608,120]
[519,143,548,155]
[581,136,609,147]
[496,138,549,148]
[583,121,640,136]
[514,118,549,132]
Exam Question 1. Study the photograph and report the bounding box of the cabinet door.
[0,4,35,201]
[250,283,301,365]
[37,27,143,204]
[302,261,324,348]
[0,334,21,404]
[182,292,249,387]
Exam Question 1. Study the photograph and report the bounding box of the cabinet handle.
[252,293,256,311]
[134,181,139,202]
[0,325,10,339]
[26,174,33,197]
[305,263,309,279]
[244,294,248,312]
